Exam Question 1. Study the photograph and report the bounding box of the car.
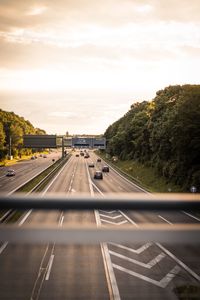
[88,162,95,168]
[39,154,43,157]
[76,154,80,157]
[97,158,101,162]
[34,155,38,159]
[94,170,103,179]
[102,165,109,172]
[6,169,15,176]
[43,155,47,158]
[80,152,84,156]
[84,154,90,158]
[31,156,35,160]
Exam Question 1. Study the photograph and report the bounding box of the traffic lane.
[0,155,70,300]
[37,153,110,299]
[0,243,52,300]
[87,158,200,299]
[43,154,76,194]
[93,167,200,280]
[39,245,110,300]
[89,152,144,193]
[0,152,62,193]
[89,168,143,194]
[123,210,200,280]
[0,209,62,300]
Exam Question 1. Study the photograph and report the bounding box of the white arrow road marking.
[101,219,128,225]
[99,214,122,219]
[109,243,152,254]
[113,264,181,288]
[109,250,166,269]
[99,210,117,214]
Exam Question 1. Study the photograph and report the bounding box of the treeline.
[104,85,200,190]
[0,109,46,160]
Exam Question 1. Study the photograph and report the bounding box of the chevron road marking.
[99,214,122,219]
[109,250,166,269]
[99,210,117,214]
[85,161,121,300]
[109,242,152,254]
[113,264,181,288]
[101,219,128,225]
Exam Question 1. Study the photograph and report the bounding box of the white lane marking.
[85,161,121,300]
[158,215,173,225]
[30,244,50,299]
[118,210,139,228]
[101,219,128,225]
[156,243,200,282]
[7,158,66,196]
[59,215,64,227]
[45,254,55,280]
[109,250,166,269]
[99,214,122,220]
[113,264,181,288]
[120,210,200,283]
[85,160,94,197]
[18,210,33,226]
[91,165,200,285]
[100,210,117,214]
[109,243,152,254]
[182,211,200,222]
[91,181,104,196]
[96,155,150,194]
[0,242,8,254]
[0,209,33,255]
[95,211,121,300]
[41,156,72,195]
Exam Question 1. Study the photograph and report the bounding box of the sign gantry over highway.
[23,135,57,148]
[23,135,106,150]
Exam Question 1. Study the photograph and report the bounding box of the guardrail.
[0,193,199,244]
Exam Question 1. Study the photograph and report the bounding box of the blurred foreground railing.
[0,193,200,244]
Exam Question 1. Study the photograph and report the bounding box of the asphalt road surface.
[0,150,62,194]
[0,150,199,299]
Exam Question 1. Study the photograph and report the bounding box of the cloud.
[0,0,200,33]
[48,112,78,118]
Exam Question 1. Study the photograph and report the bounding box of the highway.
[0,150,199,299]
[0,151,62,194]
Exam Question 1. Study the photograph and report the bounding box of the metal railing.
[0,193,200,244]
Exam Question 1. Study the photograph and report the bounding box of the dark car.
[80,152,84,156]
[84,154,90,158]
[94,171,103,179]
[6,169,15,176]
[88,162,95,168]
[102,165,109,172]
[76,154,80,157]
[97,158,101,162]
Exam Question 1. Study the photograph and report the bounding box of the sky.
[0,0,199,135]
